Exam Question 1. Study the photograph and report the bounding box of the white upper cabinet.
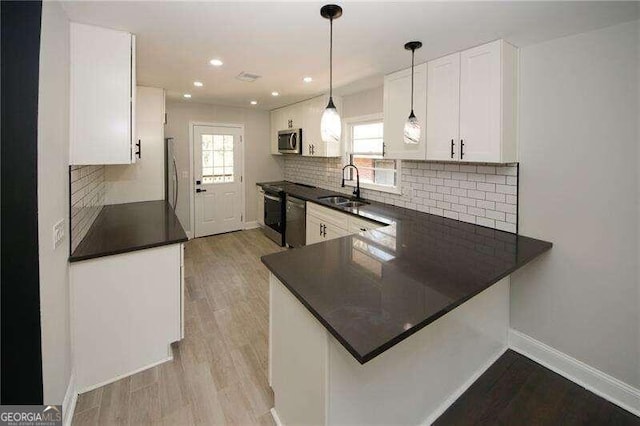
[270,95,342,157]
[70,23,136,165]
[426,52,461,161]
[458,40,517,163]
[384,39,518,164]
[302,95,342,157]
[382,62,427,160]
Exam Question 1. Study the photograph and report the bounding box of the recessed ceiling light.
[303,76,313,83]
[271,91,279,97]
[193,81,203,87]
[209,59,223,67]
[250,100,258,105]
[183,93,192,98]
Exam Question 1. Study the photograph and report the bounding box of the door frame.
[189,121,246,239]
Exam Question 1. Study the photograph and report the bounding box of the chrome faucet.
[341,163,361,200]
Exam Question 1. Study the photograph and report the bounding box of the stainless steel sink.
[318,195,369,208]
[339,201,368,208]
[318,196,351,205]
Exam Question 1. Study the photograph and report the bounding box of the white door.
[459,40,502,162]
[193,125,244,237]
[382,63,427,160]
[426,52,461,161]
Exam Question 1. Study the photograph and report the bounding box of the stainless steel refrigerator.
[165,138,178,210]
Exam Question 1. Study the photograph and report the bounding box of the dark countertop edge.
[69,236,188,263]
[262,240,552,365]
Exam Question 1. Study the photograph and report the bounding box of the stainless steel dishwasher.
[285,196,306,248]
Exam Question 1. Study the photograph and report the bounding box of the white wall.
[511,20,640,388]
[105,86,165,205]
[37,0,72,405]
[342,86,383,118]
[164,101,283,233]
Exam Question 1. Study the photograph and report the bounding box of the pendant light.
[320,4,343,144]
[403,41,422,145]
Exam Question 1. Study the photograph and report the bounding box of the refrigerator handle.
[172,157,179,211]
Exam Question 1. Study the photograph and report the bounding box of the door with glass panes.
[193,125,243,237]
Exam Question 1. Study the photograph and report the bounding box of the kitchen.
[1,1,639,425]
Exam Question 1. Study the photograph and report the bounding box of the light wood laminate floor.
[72,229,285,425]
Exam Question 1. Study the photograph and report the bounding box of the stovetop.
[260,181,316,193]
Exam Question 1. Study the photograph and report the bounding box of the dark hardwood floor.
[434,350,639,425]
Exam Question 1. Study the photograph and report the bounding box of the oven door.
[263,192,284,245]
[278,130,300,154]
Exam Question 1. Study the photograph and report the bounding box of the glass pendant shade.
[404,110,420,144]
[321,98,341,144]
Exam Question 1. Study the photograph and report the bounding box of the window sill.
[343,180,402,196]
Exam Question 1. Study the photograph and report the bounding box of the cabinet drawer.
[307,203,349,230]
[349,216,383,234]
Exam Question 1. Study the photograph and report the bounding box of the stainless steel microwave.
[278,129,302,154]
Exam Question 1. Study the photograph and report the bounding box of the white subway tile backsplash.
[70,165,106,252]
[477,165,496,174]
[486,192,506,203]
[477,182,496,192]
[283,157,518,233]
[477,217,495,228]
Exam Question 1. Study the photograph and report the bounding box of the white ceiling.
[61,1,639,110]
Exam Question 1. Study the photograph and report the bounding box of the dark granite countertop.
[70,200,188,262]
[259,181,552,364]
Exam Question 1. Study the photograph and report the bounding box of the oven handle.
[264,194,281,202]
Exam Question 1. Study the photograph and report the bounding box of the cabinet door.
[306,214,325,245]
[302,97,320,157]
[323,222,349,241]
[426,53,461,161]
[257,189,265,226]
[301,95,342,158]
[70,23,133,165]
[348,216,382,234]
[459,40,502,162]
[383,63,427,160]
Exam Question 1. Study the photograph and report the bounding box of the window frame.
[343,113,402,195]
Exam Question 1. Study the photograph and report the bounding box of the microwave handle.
[289,133,296,149]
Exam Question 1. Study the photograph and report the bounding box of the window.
[345,115,400,194]
[202,134,234,183]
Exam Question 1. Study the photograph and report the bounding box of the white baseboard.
[422,346,508,425]
[76,355,173,394]
[63,372,77,426]
[270,408,284,426]
[509,329,640,417]
[244,220,259,230]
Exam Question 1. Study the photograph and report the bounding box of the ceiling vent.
[236,72,261,82]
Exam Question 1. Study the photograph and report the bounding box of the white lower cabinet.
[71,244,183,391]
[306,202,382,245]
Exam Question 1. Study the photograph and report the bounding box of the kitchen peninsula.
[261,182,552,425]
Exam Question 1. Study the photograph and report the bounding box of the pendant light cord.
[410,47,414,112]
[329,17,333,99]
